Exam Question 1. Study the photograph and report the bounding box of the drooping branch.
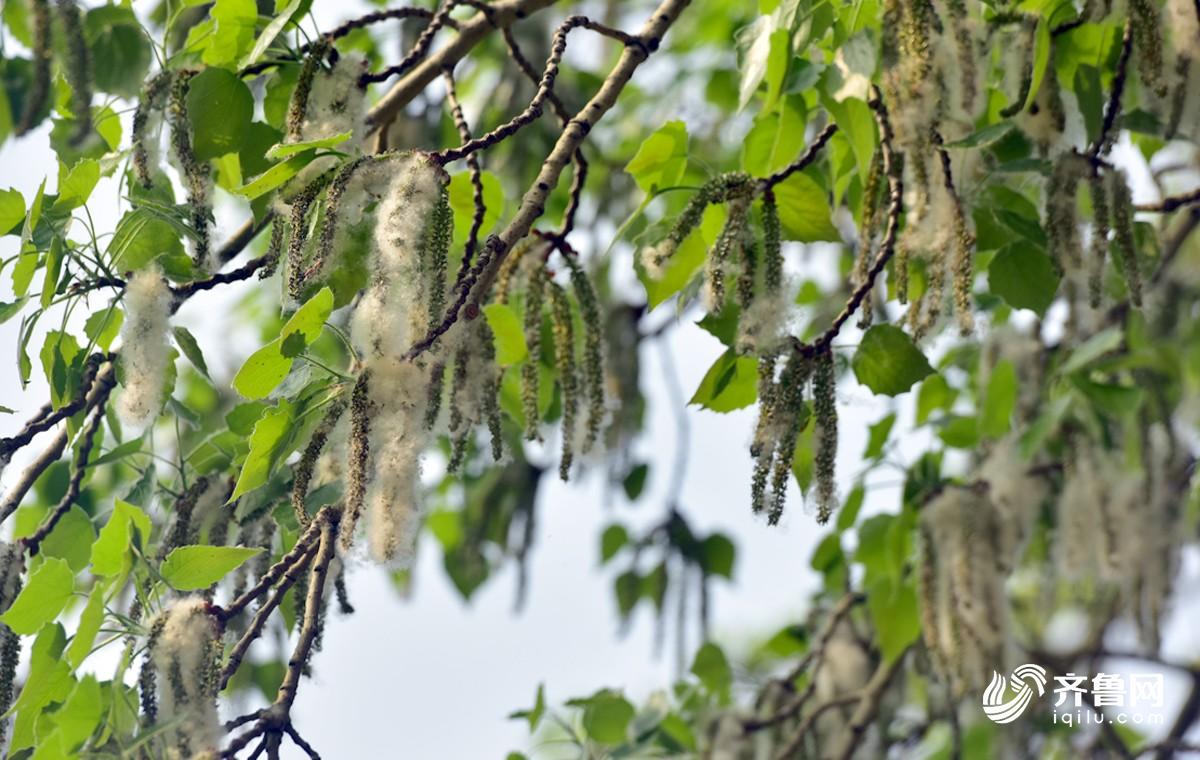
[365,0,560,135]
[441,67,487,288]
[21,370,115,554]
[405,0,693,360]
[431,15,646,166]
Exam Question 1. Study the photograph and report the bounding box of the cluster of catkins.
[881,0,979,338]
[918,435,1046,695]
[141,597,223,760]
[494,243,607,481]
[1045,153,1143,323]
[1057,427,1185,650]
[641,174,841,524]
[130,69,214,270]
[640,173,791,353]
[14,0,92,141]
[116,267,173,430]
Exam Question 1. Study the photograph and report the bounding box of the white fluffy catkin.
[1167,0,1200,59]
[362,358,428,566]
[300,53,368,147]
[347,155,447,565]
[149,597,222,758]
[920,487,1009,695]
[117,268,171,429]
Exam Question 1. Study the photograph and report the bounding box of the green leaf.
[230,402,294,500]
[1057,327,1122,375]
[0,188,25,234]
[938,415,980,448]
[641,220,709,308]
[66,582,106,668]
[237,152,318,200]
[943,121,1014,150]
[852,324,933,396]
[90,499,152,576]
[742,97,806,176]
[690,642,732,702]
[916,374,956,424]
[265,131,352,160]
[508,683,546,731]
[482,303,528,365]
[600,524,628,563]
[582,692,635,745]
[864,413,896,459]
[773,172,840,242]
[448,170,504,243]
[187,68,254,162]
[1074,65,1103,144]
[2,557,75,635]
[41,505,95,572]
[40,235,63,309]
[10,624,72,752]
[689,348,758,412]
[621,463,649,500]
[107,208,185,271]
[38,674,103,754]
[700,533,735,579]
[203,0,257,66]
[988,244,1060,316]
[981,359,1017,437]
[85,6,152,98]
[173,326,210,378]
[239,0,302,68]
[160,545,263,591]
[625,121,688,192]
[233,288,333,399]
[53,159,99,210]
[1023,17,1052,110]
[866,576,920,663]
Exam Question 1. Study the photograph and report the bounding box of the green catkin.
[950,196,976,335]
[285,169,337,301]
[1045,155,1084,272]
[548,281,579,481]
[140,615,165,723]
[945,0,977,114]
[812,350,838,523]
[421,185,453,331]
[480,322,504,462]
[260,218,287,280]
[161,477,210,558]
[1088,170,1111,308]
[761,192,782,294]
[306,156,373,298]
[768,353,814,525]
[167,71,213,270]
[1000,18,1038,117]
[644,172,752,273]
[916,246,947,340]
[132,71,172,188]
[1130,0,1167,96]
[521,268,547,441]
[736,220,758,313]
[15,0,51,136]
[1166,57,1191,139]
[341,371,371,550]
[1108,169,1143,307]
[56,0,91,144]
[750,354,778,515]
[707,194,751,312]
[447,346,471,472]
[287,38,331,142]
[495,238,535,304]
[293,400,347,526]
[567,258,604,455]
[424,361,447,430]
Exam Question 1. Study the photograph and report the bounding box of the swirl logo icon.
[982,664,1048,724]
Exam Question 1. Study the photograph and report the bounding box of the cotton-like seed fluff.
[117,269,172,429]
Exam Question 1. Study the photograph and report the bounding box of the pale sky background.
[1,2,1199,758]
